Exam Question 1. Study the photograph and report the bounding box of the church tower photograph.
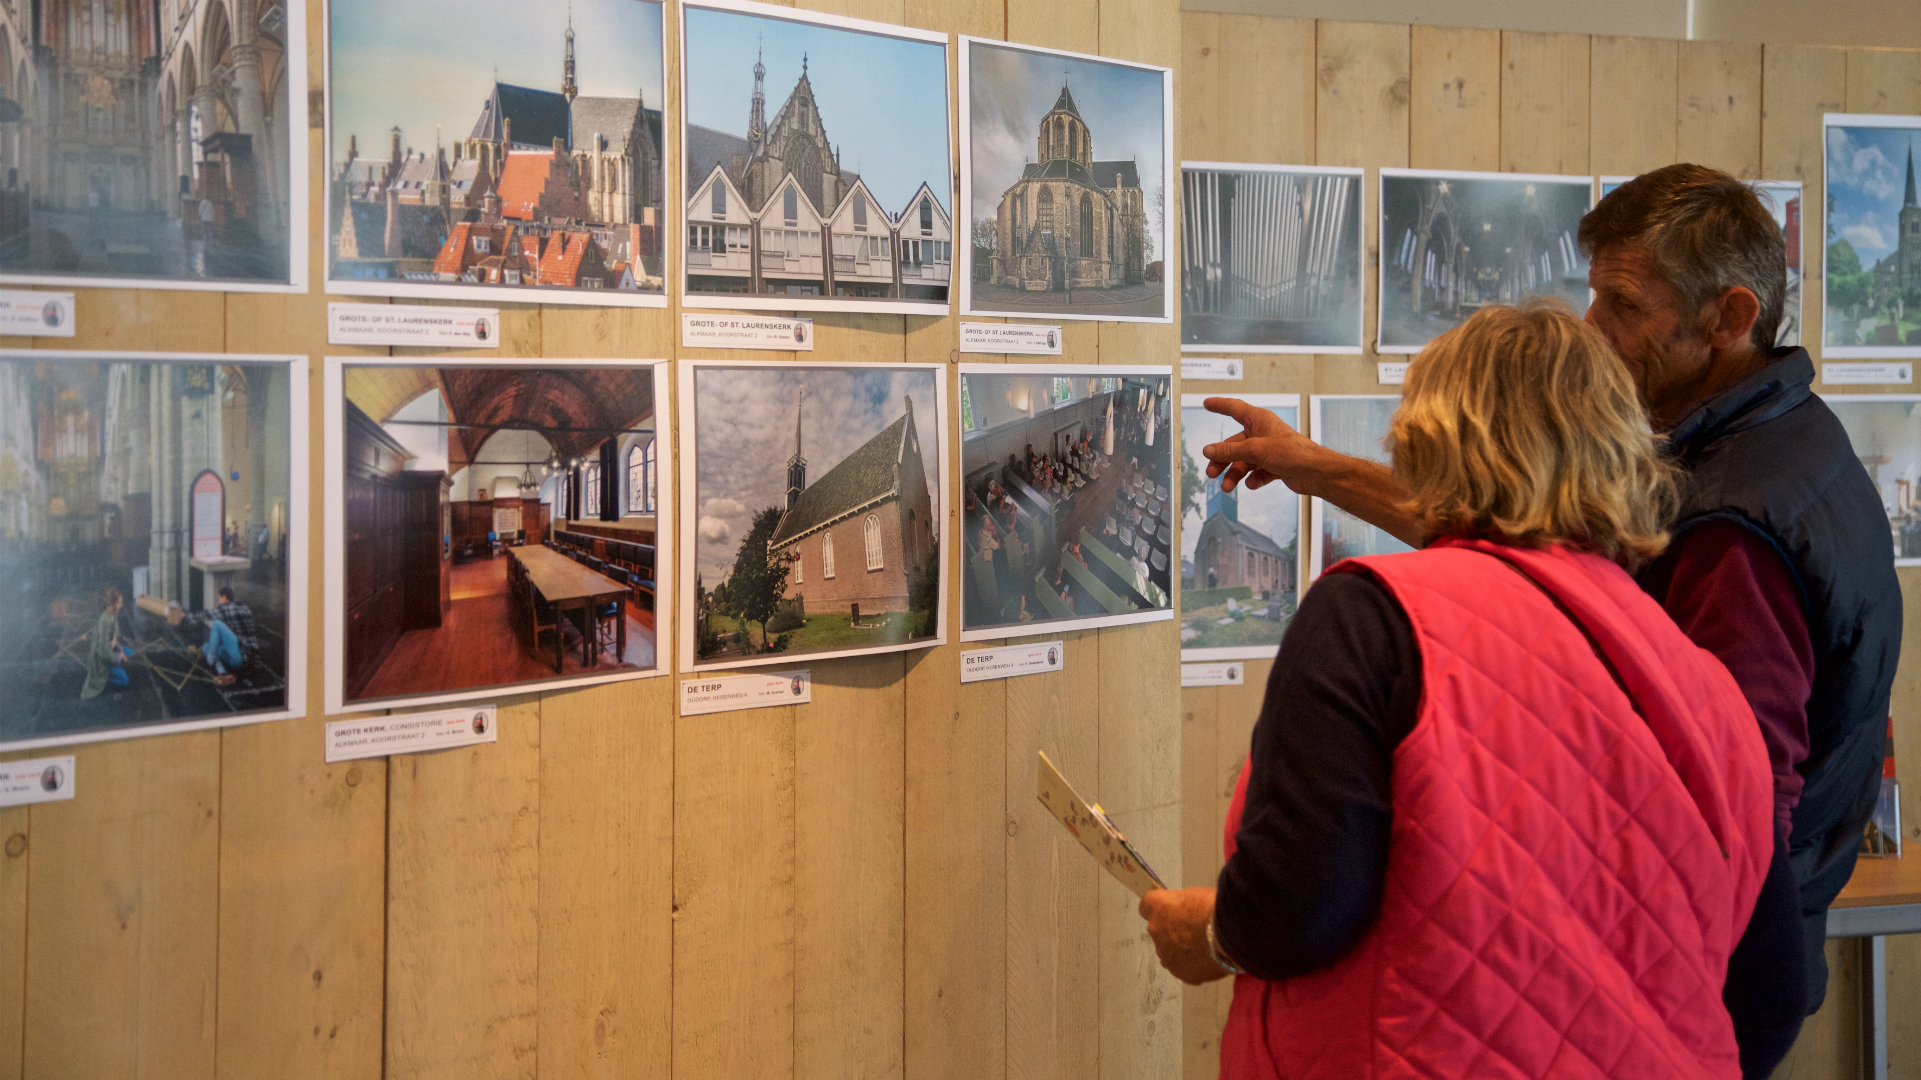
[1824,114,1921,354]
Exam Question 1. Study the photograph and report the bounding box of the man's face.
[1585,245,1712,423]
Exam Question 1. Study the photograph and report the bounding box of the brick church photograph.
[324,0,665,305]
[680,362,946,670]
[1179,394,1298,661]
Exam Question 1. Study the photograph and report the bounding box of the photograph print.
[1378,169,1591,353]
[0,350,307,751]
[1824,113,1921,357]
[1821,394,1921,566]
[681,0,951,314]
[325,359,670,714]
[959,365,1175,639]
[680,362,947,671]
[961,38,1173,323]
[1181,163,1364,352]
[1180,394,1299,661]
[1308,394,1412,579]
[325,0,667,305]
[0,0,307,292]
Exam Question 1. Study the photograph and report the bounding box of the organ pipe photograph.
[0,351,305,750]
[960,365,1174,638]
[1180,163,1363,352]
[325,360,669,713]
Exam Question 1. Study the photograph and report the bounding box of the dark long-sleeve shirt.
[1214,567,1804,1078]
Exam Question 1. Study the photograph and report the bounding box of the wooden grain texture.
[385,699,542,1080]
[0,802,23,1080]
[1590,36,1679,177]
[1845,46,1921,114]
[1762,45,1846,379]
[1499,32,1590,175]
[1178,681,1219,1080]
[1678,41,1765,178]
[1411,26,1501,171]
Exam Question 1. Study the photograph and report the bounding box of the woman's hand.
[1201,397,1320,494]
[1139,886,1233,986]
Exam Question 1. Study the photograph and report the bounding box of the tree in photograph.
[722,506,791,650]
[1181,441,1204,521]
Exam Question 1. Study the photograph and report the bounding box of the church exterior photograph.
[1824,113,1921,358]
[323,0,666,306]
[680,0,951,315]
[1179,395,1299,661]
[0,0,307,292]
[0,351,307,750]
[960,38,1172,323]
[1377,168,1591,353]
[678,361,947,671]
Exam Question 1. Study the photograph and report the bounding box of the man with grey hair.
[1199,163,1899,1075]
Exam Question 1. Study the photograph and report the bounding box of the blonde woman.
[1141,303,1785,1079]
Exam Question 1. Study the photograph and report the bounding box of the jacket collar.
[1663,347,1814,461]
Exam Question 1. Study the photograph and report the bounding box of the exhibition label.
[1180,358,1243,381]
[680,671,813,716]
[0,756,75,808]
[960,641,1065,683]
[0,291,75,337]
[1823,362,1912,385]
[681,313,814,350]
[328,303,502,349]
[1377,362,1409,385]
[1181,662,1246,687]
[324,705,499,763]
[959,322,1063,355]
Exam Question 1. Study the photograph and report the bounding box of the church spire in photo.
[786,386,808,511]
[562,4,579,104]
[749,34,767,148]
[1906,137,1917,209]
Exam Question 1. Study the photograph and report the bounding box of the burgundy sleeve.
[1656,519,1815,838]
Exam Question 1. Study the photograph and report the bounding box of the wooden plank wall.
[1179,15,1921,1080]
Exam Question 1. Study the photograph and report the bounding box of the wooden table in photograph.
[510,546,628,672]
[1826,854,1921,1080]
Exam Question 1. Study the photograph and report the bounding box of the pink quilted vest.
[1219,539,1773,1080]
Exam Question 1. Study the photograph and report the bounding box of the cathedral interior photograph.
[333,362,664,711]
[680,0,951,312]
[959,367,1173,636]
[325,0,665,301]
[0,0,301,287]
[963,38,1170,321]
[0,353,298,747]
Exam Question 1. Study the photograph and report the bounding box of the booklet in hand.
[1035,751,1168,898]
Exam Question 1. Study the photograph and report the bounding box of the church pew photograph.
[323,359,670,713]
[959,365,1175,638]
[0,350,306,749]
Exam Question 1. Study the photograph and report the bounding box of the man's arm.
[1200,397,1426,547]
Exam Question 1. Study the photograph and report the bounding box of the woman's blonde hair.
[1389,301,1678,570]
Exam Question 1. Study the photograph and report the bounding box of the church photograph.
[1823,114,1921,357]
[958,366,1174,638]
[0,351,303,750]
[324,0,665,306]
[680,0,951,314]
[1822,394,1921,565]
[1377,168,1592,353]
[326,360,669,713]
[961,39,1172,323]
[1179,395,1298,661]
[680,361,945,670]
[0,0,303,290]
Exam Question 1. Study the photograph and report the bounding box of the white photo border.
[1375,167,1595,355]
[1822,113,1921,360]
[0,1,311,294]
[1306,393,1401,582]
[957,362,1176,641]
[320,0,670,309]
[323,356,675,715]
[958,36,1175,325]
[1817,392,1921,567]
[677,358,951,671]
[676,0,952,317]
[0,349,309,752]
[1179,392,1301,662]
[1180,162,1365,355]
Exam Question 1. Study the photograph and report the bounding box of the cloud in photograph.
[692,366,941,581]
[1180,403,1299,564]
[1827,123,1920,266]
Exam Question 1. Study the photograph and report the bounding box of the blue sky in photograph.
[968,42,1166,236]
[1180,403,1297,565]
[329,0,664,164]
[682,6,950,216]
[692,366,940,582]
[1828,122,1921,268]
